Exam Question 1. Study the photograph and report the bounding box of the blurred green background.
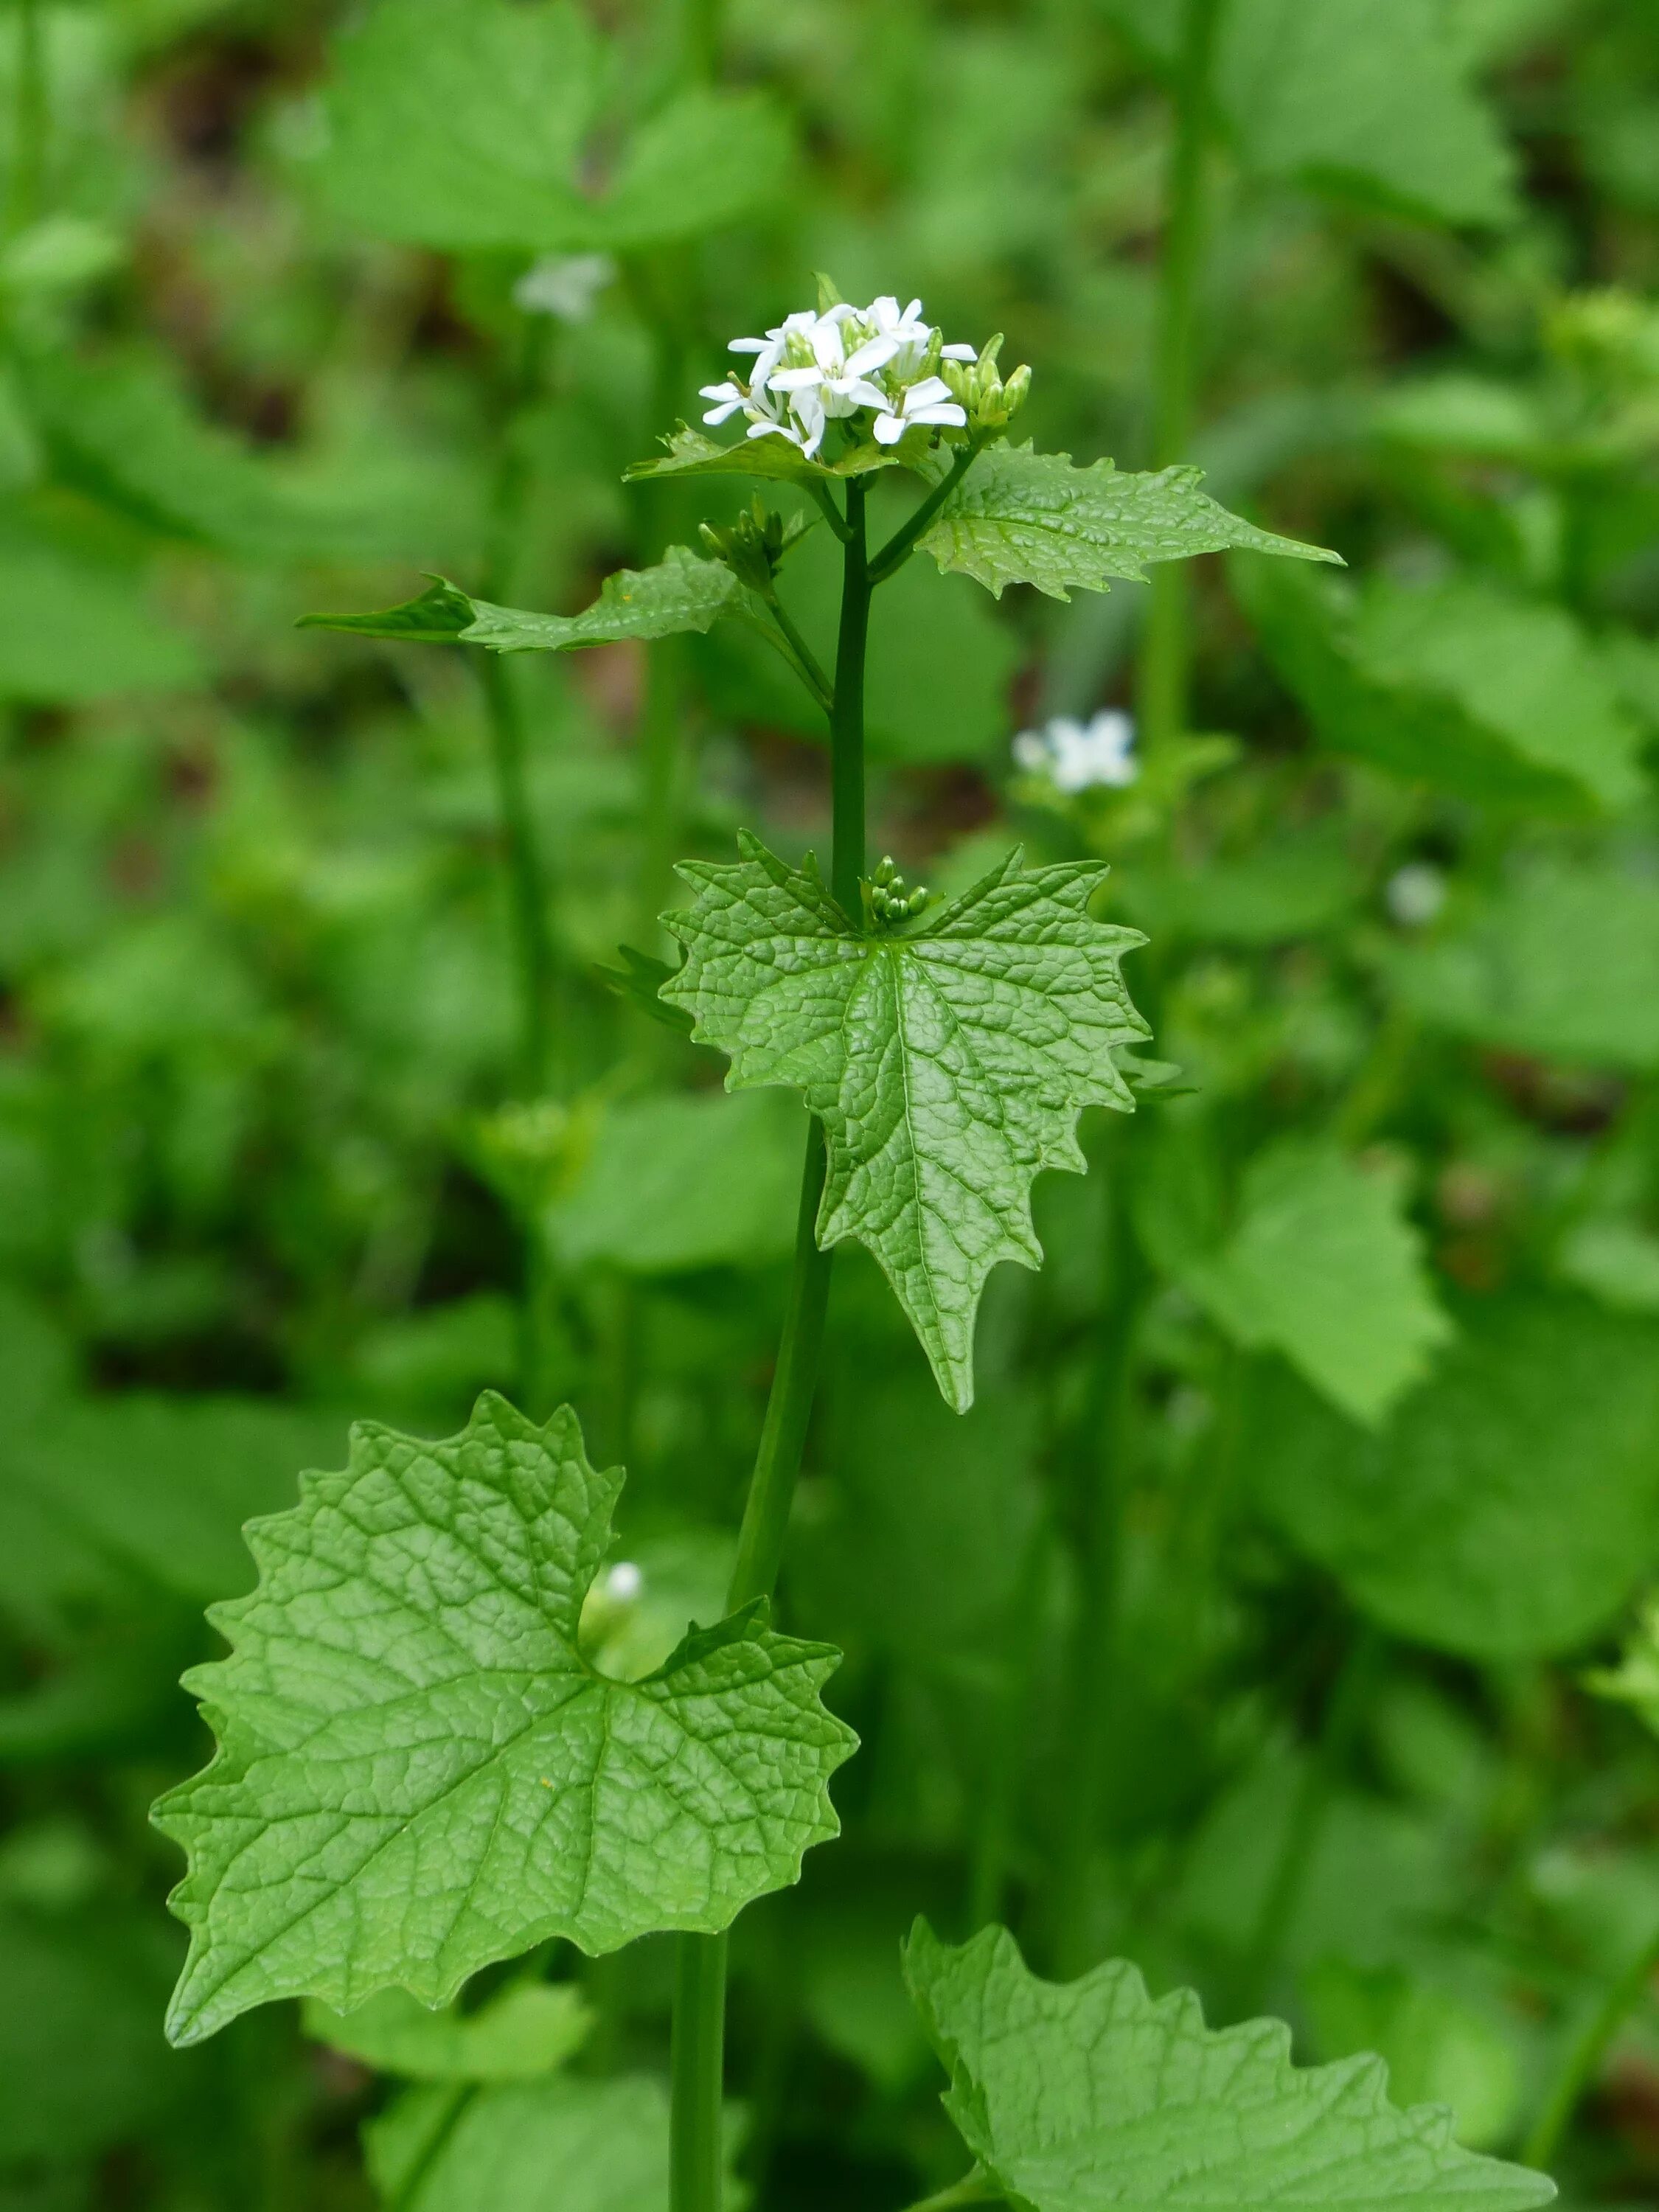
[7,0,1659,2207]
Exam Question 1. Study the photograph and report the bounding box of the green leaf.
[1302,1962,1522,2153]
[1183,1141,1451,1426]
[312,0,603,250]
[300,550,740,654]
[915,444,1341,601]
[153,1394,856,2046]
[1588,1597,1659,1733]
[1239,563,1636,811]
[305,1981,591,2082]
[1352,580,1645,813]
[1392,860,1659,1071]
[1251,1295,1659,1659]
[625,424,902,488]
[902,1919,1554,2212]
[597,88,792,249]
[461,549,742,653]
[662,836,1148,1411]
[1217,0,1518,227]
[297,577,475,644]
[312,0,788,253]
[365,2073,723,2212]
[544,1088,804,1274]
[594,945,695,1034]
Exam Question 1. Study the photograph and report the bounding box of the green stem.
[479,651,555,1096]
[869,439,984,584]
[830,479,870,909]
[1241,1624,1384,2012]
[669,477,869,2212]
[753,589,834,714]
[894,2174,1004,2212]
[1050,1153,1144,1974]
[967,1517,1051,1934]
[670,1931,728,2212]
[726,1122,834,1610]
[681,0,720,81]
[1524,1913,1659,2170]
[9,0,44,235]
[1136,0,1223,755]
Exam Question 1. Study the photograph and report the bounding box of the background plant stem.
[1136,0,1224,755]
[9,0,44,234]
[669,480,869,2212]
[1525,1913,1659,2169]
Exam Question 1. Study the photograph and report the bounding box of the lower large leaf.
[903,1921,1554,2212]
[153,1394,856,2046]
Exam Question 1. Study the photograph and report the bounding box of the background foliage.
[4,0,1659,2206]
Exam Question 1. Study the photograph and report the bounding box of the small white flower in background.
[1012,709,1138,794]
[1385,862,1447,928]
[514,251,616,322]
[604,1560,644,1604]
[701,291,981,458]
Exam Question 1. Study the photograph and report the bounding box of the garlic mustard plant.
[150,268,1500,2212]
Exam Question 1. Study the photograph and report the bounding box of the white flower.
[703,291,984,460]
[1385,862,1447,927]
[513,251,616,322]
[1012,709,1138,793]
[872,374,967,445]
[605,1561,644,1603]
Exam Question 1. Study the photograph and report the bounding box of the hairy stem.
[669,479,869,2212]
[1524,1914,1659,2169]
[1136,0,1223,754]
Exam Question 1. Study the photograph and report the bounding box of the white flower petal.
[872,412,905,445]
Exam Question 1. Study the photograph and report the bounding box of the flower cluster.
[1012,710,1138,794]
[864,855,931,929]
[700,293,982,460]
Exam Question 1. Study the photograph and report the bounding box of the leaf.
[1302,1962,1522,2153]
[460,549,742,653]
[312,0,788,253]
[364,2073,723,2212]
[300,550,741,655]
[312,0,604,250]
[1251,1295,1659,1659]
[1239,562,1632,811]
[902,1920,1554,2212]
[915,443,1341,601]
[1217,0,1518,227]
[298,577,475,644]
[305,1981,591,2082]
[1183,1141,1451,1426]
[544,1088,805,1274]
[1391,860,1659,1071]
[662,836,1149,1411]
[1352,580,1645,813]
[598,88,792,249]
[153,1394,855,2046]
[625,424,902,489]
[594,945,695,1034]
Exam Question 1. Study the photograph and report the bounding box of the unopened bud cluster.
[698,497,800,593]
[865,855,931,929]
[939,335,1031,434]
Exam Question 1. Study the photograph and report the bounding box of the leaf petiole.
[751,586,835,714]
[868,435,989,584]
[894,2173,1005,2212]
